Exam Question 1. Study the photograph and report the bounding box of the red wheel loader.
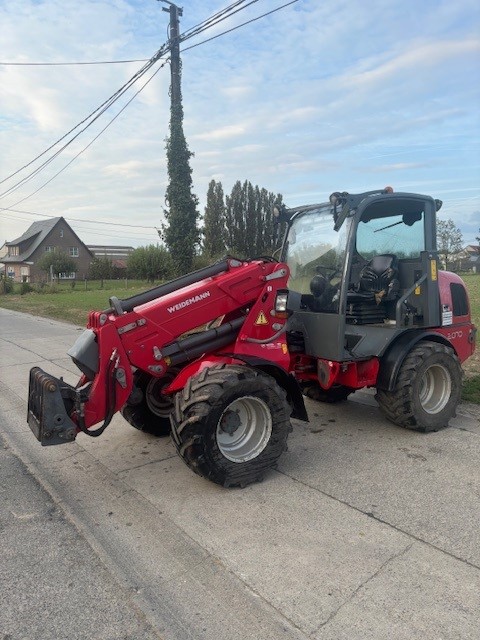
[28,188,476,487]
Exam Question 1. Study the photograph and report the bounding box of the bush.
[0,278,14,294]
[20,282,33,295]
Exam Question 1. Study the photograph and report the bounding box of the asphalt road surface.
[1,308,479,640]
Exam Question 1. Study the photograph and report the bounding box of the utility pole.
[161,0,183,107]
[159,0,199,275]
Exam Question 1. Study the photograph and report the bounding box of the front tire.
[170,364,292,487]
[121,370,177,437]
[375,341,462,432]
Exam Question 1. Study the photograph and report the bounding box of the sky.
[0,0,479,250]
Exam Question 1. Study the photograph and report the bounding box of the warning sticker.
[255,311,269,326]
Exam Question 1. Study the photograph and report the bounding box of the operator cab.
[280,189,441,361]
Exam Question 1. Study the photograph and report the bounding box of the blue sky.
[0,0,479,249]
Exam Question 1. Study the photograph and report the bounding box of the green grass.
[462,274,480,327]
[462,375,480,404]
[0,279,158,325]
[460,274,480,403]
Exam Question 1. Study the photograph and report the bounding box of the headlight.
[275,290,289,315]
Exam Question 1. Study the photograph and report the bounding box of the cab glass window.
[356,210,425,259]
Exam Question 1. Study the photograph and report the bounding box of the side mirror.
[403,211,422,226]
[272,203,292,224]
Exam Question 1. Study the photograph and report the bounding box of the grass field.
[0,279,154,325]
[1,274,479,402]
[460,274,480,403]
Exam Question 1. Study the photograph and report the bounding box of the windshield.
[282,204,350,312]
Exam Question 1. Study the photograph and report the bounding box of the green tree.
[88,256,113,288]
[163,92,199,275]
[225,180,245,256]
[127,245,173,283]
[437,218,463,270]
[37,251,76,280]
[224,180,283,257]
[202,179,227,259]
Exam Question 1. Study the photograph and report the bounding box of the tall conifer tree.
[203,180,227,259]
[163,87,199,274]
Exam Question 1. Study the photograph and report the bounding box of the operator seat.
[346,254,399,324]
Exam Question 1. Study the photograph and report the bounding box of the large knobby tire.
[375,341,462,432]
[302,382,353,403]
[170,364,292,488]
[121,370,176,437]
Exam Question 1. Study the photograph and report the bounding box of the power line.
[1,212,157,242]
[1,208,157,229]
[0,0,300,210]
[182,0,299,52]
[180,0,259,42]
[0,59,150,66]
[0,1,294,195]
[0,59,169,208]
[0,48,169,190]
[0,0,255,68]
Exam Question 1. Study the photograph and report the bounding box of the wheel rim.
[145,377,174,417]
[216,396,273,463]
[418,364,451,414]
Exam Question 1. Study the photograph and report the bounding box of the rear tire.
[121,370,177,437]
[170,364,292,487]
[375,341,462,432]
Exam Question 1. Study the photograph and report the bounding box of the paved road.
[1,308,479,640]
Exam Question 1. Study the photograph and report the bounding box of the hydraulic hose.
[77,358,117,437]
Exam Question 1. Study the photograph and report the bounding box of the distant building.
[2,217,93,283]
[451,244,480,273]
[87,244,135,270]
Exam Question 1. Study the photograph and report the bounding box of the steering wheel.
[315,265,339,281]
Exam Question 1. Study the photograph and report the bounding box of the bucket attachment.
[28,367,78,446]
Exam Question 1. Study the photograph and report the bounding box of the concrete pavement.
[0,307,479,639]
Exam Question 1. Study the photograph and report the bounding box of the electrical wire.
[0,0,255,68]
[0,1,295,197]
[0,0,299,217]
[0,59,149,66]
[182,0,299,52]
[180,0,259,42]
[0,60,169,212]
[0,47,169,190]
[2,208,157,229]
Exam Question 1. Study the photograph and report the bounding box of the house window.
[69,247,79,257]
[58,272,76,279]
[45,246,54,252]
[60,229,64,238]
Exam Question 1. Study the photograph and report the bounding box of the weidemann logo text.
[167,291,211,314]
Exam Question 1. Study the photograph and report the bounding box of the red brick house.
[3,217,93,283]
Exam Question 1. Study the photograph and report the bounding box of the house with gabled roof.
[2,217,93,283]
[451,244,480,273]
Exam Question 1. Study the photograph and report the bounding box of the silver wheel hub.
[418,363,451,414]
[216,396,273,463]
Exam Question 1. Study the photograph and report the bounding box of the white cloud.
[192,124,247,141]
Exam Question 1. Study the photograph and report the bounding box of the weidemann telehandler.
[28,187,476,487]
